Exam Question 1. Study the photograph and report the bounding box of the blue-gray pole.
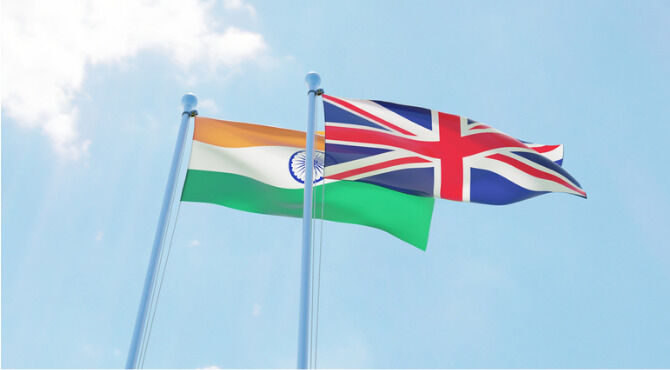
[125,93,198,369]
[297,72,321,369]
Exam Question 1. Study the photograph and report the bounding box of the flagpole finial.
[305,71,321,92]
[181,93,198,116]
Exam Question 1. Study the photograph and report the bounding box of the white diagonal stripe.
[324,150,414,177]
[465,148,583,195]
[339,161,435,181]
[505,151,580,190]
[328,97,438,140]
[532,144,564,163]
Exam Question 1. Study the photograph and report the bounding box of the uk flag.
[323,95,586,205]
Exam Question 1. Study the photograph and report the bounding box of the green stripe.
[181,169,434,249]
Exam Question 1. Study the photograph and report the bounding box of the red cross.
[326,112,525,201]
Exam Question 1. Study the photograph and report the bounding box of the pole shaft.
[125,95,197,369]
[297,72,321,369]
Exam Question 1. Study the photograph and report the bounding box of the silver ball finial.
[181,93,198,112]
[305,71,321,91]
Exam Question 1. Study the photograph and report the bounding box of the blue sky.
[2,0,670,368]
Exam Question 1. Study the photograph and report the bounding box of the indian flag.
[181,117,434,249]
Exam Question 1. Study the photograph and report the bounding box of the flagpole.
[125,93,198,369]
[297,72,321,369]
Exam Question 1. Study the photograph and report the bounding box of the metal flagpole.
[297,72,321,369]
[125,93,198,369]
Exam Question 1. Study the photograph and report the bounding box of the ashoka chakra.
[289,150,325,184]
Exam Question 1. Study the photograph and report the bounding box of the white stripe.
[461,159,470,202]
[432,110,441,197]
[539,145,563,163]
[431,110,439,139]
[188,140,331,189]
[524,143,564,163]
[433,158,441,198]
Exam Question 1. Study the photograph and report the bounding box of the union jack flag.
[323,94,586,205]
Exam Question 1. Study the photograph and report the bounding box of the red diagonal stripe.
[326,156,430,180]
[323,94,416,136]
[487,153,586,197]
[469,123,491,130]
[529,144,560,154]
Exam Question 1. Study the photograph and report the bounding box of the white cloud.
[223,0,257,18]
[199,98,219,114]
[318,331,371,367]
[95,230,104,243]
[252,303,262,316]
[189,239,201,247]
[2,0,267,160]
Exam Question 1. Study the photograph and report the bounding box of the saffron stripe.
[195,117,325,149]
